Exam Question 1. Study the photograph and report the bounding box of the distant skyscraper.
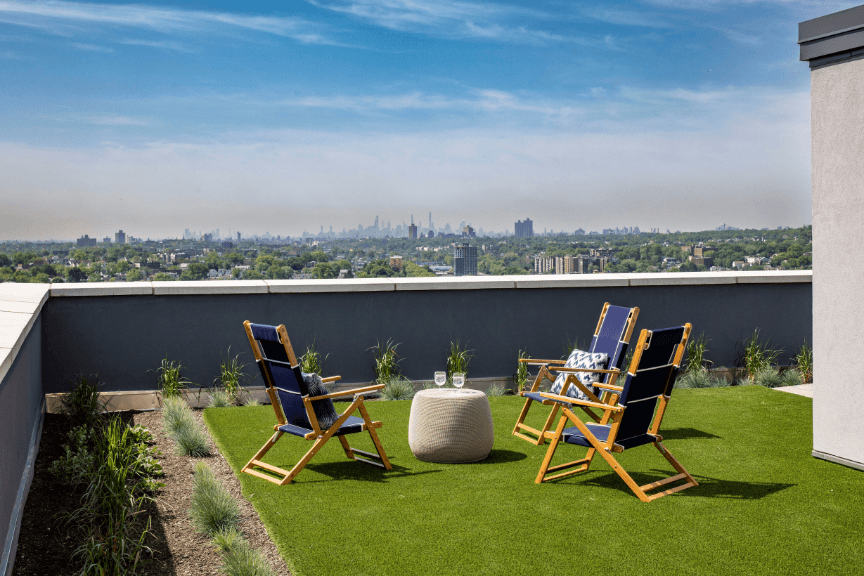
[115,230,126,244]
[429,212,433,230]
[454,243,477,276]
[515,218,533,238]
[408,223,418,239]
[102,237,111,244]
[237,232,241,242]
[76,235,97,247]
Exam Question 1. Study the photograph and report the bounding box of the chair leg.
[242,431,294,485]
[357,401,392,470]
[513,369,556,445]
[536,416,597,483]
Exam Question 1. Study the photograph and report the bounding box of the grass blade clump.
[515,350,530,393]
[676,368,726,389]
[300,339,329,375]
[485,383,506,396]
[60,374,107,428]
[209,388,233,408]
[751,368,784,389]
[369,339,402,384]
[779,368,804,387]
[446,340,474,384]
[215,347,248,404]
[796,342,813,383]
[190,461,240,536]
[162,396,211,456]
[156,357,191,398]
[382,376,415,400]
[218,536,276,576]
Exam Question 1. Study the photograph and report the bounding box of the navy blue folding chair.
[535,324,698,502]
[242,321,391,485]
[513,303,639,445]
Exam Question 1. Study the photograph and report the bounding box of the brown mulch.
[12,409,292,576]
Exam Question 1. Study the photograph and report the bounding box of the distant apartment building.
[454,243,477,276]
[534,255,554,274]
[574,228,585,235]
[221,241,234,250]
[101,237,110,244]
[408,223,418,239]
[115,230,126,244]
[555,255,576,275]
[76,235,97,247]
[427,230,434,238]
[515,218,533,238]
[389,255,403,271]
[462,225,475,237]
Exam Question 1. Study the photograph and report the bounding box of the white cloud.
[0,0,338,45]
[305,0,592,44]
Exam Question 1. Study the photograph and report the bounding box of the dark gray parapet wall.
[799,4,864,68]
[40,274,812,393]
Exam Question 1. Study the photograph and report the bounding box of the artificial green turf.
[204,387,863,576]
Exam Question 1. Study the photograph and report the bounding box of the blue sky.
[0,0,854,240]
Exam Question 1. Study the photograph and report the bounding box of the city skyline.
[1,0,848,240]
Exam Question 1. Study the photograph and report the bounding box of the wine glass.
[434,371,446,387]
[453,373,465,389]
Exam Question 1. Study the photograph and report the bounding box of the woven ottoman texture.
[408,388,494,463]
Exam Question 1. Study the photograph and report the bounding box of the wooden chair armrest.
[321,376,342,383]
[538,392,623,412]
[595,383,624,392]
[520,358,567,366]
[308,383,385,401]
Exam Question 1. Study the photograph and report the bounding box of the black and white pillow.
[302,372,340,429]
[549,349,609,401]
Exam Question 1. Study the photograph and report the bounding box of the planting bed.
[12,408,290,576]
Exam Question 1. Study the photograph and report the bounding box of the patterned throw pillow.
[301,373,340,429]
[549,349,610,401]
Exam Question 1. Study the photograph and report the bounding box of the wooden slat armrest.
[538,392,623,412]
[520,359,567,365]
[596,384,624,392]
[308,383,385,401]
[321,376,342,383]
[548,367,620,374]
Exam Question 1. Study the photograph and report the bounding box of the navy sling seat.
[241,321,391,485]
[535,324,698,502]
[512,303,639,446]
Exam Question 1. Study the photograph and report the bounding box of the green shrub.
[676,368,726,389]
[212,527,246,552]
[685,332,710,373]
[741,329,782,379]
[369,339,402,383]
[156,357,191,398]
[300,339,328,375]
[216,347,248,404]
[190,461,241,536]
[515,350,530,393]
[60,374,106,428]
[485,383,506,397]
[446,340,474,383]
[243,396,261,407]
[796,342,813,383]
[209,388,233,408]
[50,425,97,486]
[382,376,415,400]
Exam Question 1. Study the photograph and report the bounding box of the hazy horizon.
[1,0,848,240]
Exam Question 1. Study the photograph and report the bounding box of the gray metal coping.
[799,4,864,66]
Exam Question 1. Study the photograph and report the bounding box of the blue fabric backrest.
[589,305,634,383]
[248,322,314,426]
[616,326,686,441]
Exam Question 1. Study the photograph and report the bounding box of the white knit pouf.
[408,388,494,463]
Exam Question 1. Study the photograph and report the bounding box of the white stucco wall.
[811,56,864,467]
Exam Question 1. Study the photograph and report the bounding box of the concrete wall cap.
[152,280,269,295]
[393,277,516,291]
[266,278,396,293]
[735,270,813,283]
[512,275,630,288]
[50,282,154,297]
[628,273,738,286]
[0,283,50,304]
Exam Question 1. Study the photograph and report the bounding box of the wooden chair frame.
[241,321,392,485]
[512,303,639,445]
[534,325,697,502]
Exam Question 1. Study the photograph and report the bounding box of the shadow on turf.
[660,427,721,440]
[567,471,794,500]
[302,461,441,482]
